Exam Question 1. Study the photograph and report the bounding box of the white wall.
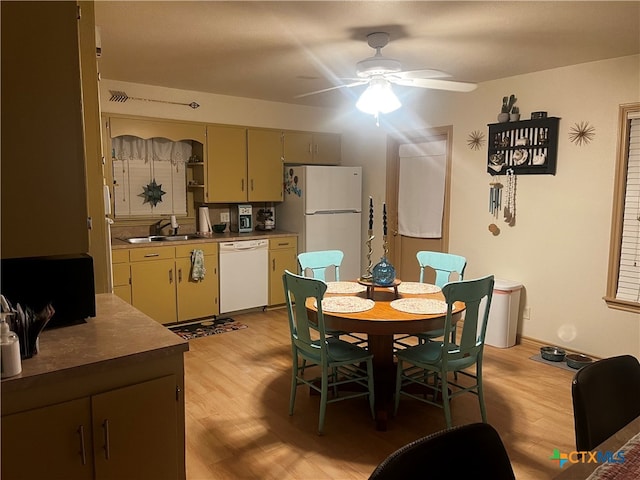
[347,55,639,359]
[101,55,640,358]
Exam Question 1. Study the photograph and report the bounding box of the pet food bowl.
[566,353,593,369]
[540,346,566,362]
[212,223,226,233]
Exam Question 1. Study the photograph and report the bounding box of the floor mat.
[529,354,580,373]
[169,317,247,340]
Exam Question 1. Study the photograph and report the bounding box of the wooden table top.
[305,283,464,336]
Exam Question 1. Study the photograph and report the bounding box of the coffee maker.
[256,206,275,231]
[230,204,253,233]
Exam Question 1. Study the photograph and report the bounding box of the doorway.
[386,126,452,282]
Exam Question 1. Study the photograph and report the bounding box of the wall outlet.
[523,306,531,321]
[220,212,230,223]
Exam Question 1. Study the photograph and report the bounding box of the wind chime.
[488,168,516,235]
[503,169,516,226]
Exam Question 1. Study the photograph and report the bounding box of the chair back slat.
[441,275,494,364]
[298,250,344,282]
[283,270,328,357]
[416,251,466,287]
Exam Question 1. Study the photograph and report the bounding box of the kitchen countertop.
[0,293,188,395]
[111,229,297,249]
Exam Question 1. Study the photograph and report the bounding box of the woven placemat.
[390,298,448,315]
[325,281,367,294]
[397,282,441,295]
[316,296,375,313]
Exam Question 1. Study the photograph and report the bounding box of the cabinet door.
[2,1,88,258]
[247,129,284,202]
[206,125,247,202]
[2,398,93,480]
[112,249,131,304]
[282,131,313,164]
[92,375,178,480]
[313,133,341,165]
[131,259,176,324]
[175,253,219,321]
[268,237,298,306]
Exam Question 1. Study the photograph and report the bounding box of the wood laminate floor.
[183,308,576,479]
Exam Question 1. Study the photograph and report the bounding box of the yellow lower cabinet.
[111,249,131,304]
[175,243,219,321]
[1,376,179,480]
[91,375,179,480]
[2,398,94,480]
[130,246,176,325]
[268,236,298,306]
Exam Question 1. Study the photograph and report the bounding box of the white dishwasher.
[219,239,269,314]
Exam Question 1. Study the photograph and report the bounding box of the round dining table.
[305,280,465,431]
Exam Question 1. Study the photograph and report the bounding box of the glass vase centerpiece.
[372,202,396,286]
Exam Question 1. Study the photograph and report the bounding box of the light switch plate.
[220,212,230,223]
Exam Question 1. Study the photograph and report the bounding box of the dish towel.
[191,249,206,281]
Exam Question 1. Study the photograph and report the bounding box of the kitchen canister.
[1,313,22,378]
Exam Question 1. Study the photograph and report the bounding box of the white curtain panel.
[112,136,190,217]
[397,140,447,238]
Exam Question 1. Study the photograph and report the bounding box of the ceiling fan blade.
[392,69,451,80]
[392,77,477,92]
[294,80,368,98]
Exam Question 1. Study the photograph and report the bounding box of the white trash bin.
[484,278,523,348]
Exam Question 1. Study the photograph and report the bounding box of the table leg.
[367,334,396,431]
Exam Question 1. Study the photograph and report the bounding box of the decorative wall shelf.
[487,117,560,175]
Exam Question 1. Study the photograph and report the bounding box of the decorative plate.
[397,282,442,295]
[390,298,448,315]
[325,281,367,294]
[315,296,375,313]
[512,149,529,165]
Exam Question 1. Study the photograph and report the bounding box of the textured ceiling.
[95,1,640,108]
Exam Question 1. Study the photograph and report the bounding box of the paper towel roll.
[198,206,212,234]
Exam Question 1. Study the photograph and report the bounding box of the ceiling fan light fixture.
[356,77,401,116]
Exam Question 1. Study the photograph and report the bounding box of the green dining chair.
[282,270,375,435]
[394,275,495,428]
[395,251,467,350]
[297,250,344,282]
[298,250,366,346]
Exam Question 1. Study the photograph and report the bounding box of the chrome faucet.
[155,215,179,235]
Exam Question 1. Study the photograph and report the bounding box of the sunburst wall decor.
[568,121,595,146]
[467,130,485,150]
[139,179,166,206]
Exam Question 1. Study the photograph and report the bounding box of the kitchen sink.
[124,234,203,244]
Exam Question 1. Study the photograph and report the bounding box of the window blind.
[615,117,640,302]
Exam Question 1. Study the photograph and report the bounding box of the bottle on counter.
[1,313,22,378]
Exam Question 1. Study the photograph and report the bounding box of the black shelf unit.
[487,117,560,175]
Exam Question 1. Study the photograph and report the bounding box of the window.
[605,103,640,313]
[111,135,189,218]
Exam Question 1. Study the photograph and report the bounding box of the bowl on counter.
[566,353,593,369]
[212,223,226,234]
[540,346,566,362]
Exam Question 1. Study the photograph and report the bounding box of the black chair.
[572,354,640,452]
[368,423,515,480]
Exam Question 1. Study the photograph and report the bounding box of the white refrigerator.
[277,165,362,280]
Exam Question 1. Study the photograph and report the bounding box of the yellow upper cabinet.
[282,131,341,165]
[205,126,283,203]
[247,128,284,202]
[206,125,248,203]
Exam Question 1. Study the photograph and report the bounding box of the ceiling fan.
[297,32,477,117]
